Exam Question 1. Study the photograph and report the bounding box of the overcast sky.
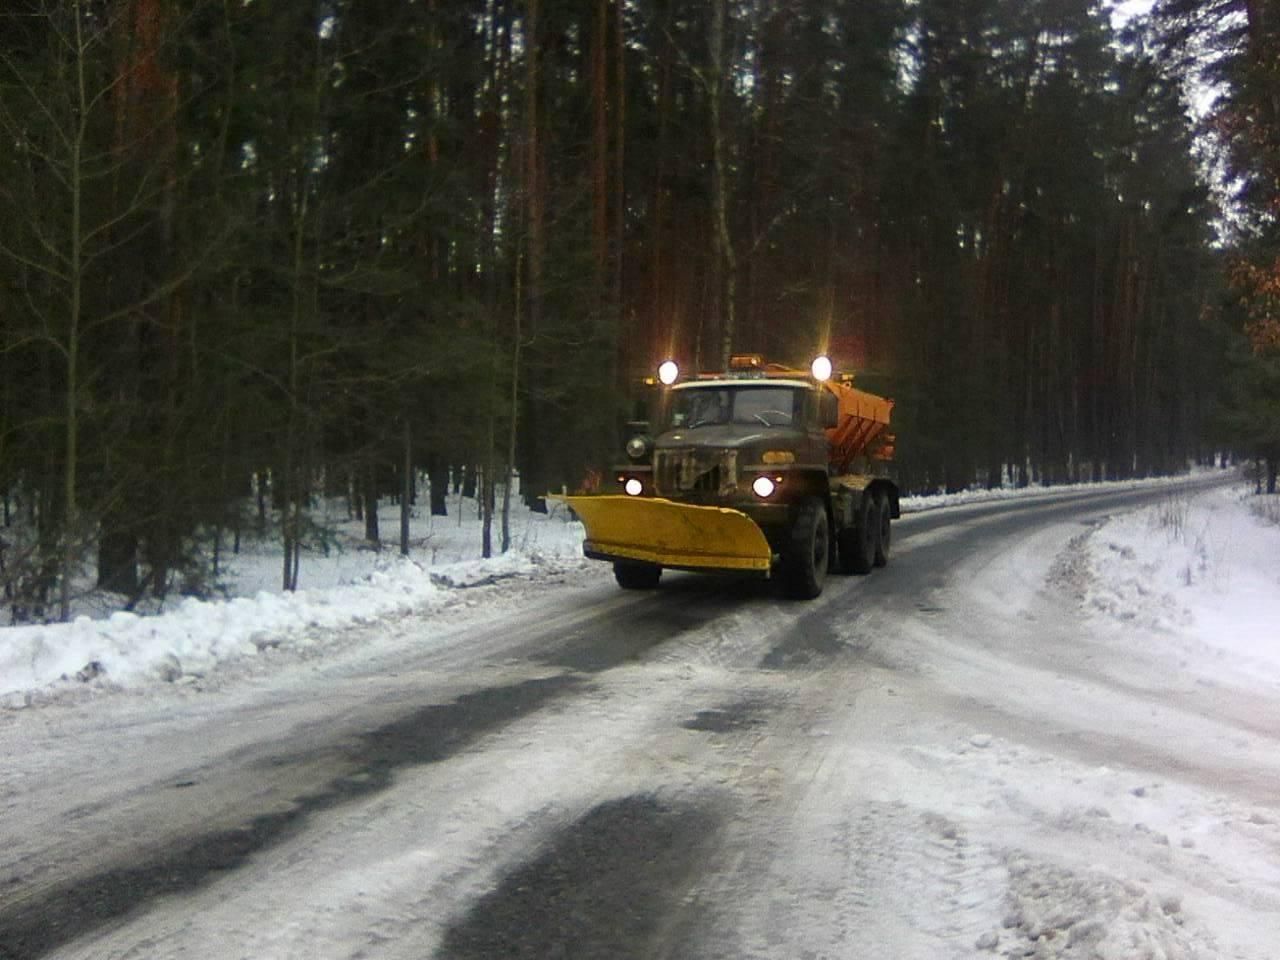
[1109,0,1155,27]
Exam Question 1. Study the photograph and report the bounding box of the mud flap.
[557,495,773,573]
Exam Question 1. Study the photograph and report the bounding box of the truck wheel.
[838,494,876,575]
[783,497,829,599]
[614,561,662,590]
[873,494,891,567]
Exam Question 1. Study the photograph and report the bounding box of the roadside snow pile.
[900,471,1210,513]
[1083,483,1280,680]
[0,471,1234,706]
[0,542,589,706]
[981,853,1202,958]
[425,549,554,589]
[214,497,586,597]
[1247,491,1280,528]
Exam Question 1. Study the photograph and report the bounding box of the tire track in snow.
[0,675,584,960]
[434,793,722,960]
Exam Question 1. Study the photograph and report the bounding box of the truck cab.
[566,354,898,599]
[649,378,832,538]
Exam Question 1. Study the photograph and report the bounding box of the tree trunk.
[504,251,523,553]
[60,0,93,621]
[97,530,139,595]
[592,0,609,289]
[710,0,738,369]
[649,4,673,364]
[428,457,449,516]
[364,462,380,545]
[521,0,546,511]
[400,420,412,556]
[613,0,626,368]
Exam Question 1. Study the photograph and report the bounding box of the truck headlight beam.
[752,476,777,498]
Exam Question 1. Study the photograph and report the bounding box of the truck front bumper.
[559,495,774,574]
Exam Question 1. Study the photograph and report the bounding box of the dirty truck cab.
[563,354,898,600]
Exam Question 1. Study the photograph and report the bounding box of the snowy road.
[3,475,1279,959]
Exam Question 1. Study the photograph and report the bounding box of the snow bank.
[2,558,445,702]
[983,853,1199,958]
[1083,484,1280,681]
[900,471,1212,513]
[0,503,590,704]
[0,470,1246,706]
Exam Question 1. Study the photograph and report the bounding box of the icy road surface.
[2,477,1278,959]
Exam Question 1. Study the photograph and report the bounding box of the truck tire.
[873,493,891,567]
[838,494,876,575]
[613,561,662,589]
[783,497,829,599]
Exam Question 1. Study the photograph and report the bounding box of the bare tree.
[0,0,190,618]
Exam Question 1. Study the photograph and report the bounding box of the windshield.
[667,385,801,429]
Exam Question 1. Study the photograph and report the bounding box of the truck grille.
[654,449,739,496]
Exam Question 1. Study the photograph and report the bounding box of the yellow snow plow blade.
[559,495,773,572]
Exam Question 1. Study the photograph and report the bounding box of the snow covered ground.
[0,471,1263,706]
[0,495,590,705]
[897,478,1280,959]
[1084,483,1280,684]
[3,469,1279,959]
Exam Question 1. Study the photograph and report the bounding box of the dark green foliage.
[1151,0,1280,485]
[0,0,1235,615]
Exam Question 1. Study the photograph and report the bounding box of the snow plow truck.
[559,353,899,599]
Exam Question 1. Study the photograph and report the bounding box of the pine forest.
[2,0,1278,619]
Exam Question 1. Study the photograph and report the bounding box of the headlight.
[624,478,644,496]
[625,436,650,460]
[811,354,833,382]
[657,360,679,385]
[752,476,777,498]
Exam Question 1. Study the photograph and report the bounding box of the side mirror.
[821,393,840,430]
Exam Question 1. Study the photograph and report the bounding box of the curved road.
[2,475,1276,959]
